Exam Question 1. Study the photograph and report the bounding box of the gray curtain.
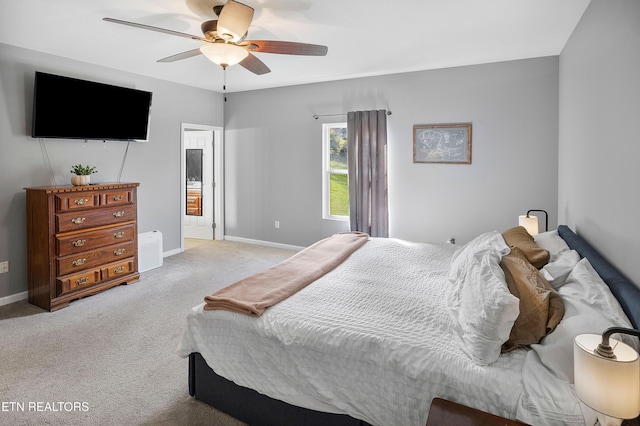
[347,110,389,237]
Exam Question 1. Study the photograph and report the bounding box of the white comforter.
[178,238,529,425]
[177,237,632,426]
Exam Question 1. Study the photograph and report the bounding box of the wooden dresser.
[25,183,140,311]
[186,188,202,216]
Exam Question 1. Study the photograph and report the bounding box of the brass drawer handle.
[71,217,86,224]
[113,195,124,201]
[72,258,86,267]
[74,198,89,205]
[114,248,126,256]
[113,211,125,218]
[76,277,89,285]
[114,231,125,238]
[72,239,86,247]
[114,266,125,274]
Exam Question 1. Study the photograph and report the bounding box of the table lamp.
[518,209,548,236]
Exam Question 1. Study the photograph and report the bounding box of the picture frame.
[413,123,472,164]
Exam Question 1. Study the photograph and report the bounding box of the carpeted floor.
[0,239,296,425]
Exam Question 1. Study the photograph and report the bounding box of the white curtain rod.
[312,110,392,119]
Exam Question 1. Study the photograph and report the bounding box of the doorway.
[180,123,224,251]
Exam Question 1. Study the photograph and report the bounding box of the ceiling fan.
[103,0,328,75]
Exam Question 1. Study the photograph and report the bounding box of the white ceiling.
[0,0,591,93]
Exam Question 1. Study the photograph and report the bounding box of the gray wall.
[558,0,640,285]
[0,43,223,299]
[224,57,560,247]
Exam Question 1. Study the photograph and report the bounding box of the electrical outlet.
[274,221,280,229]
[0,261,8,274]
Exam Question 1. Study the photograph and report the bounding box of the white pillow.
[447,246,520,365]
[449,231,510,281]
[540,249,581,289]
[529,257,636,383]
[534,230,570,262]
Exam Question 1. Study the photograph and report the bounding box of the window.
[322,123,349,220]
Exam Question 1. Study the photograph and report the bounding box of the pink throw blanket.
[204,232,369,316]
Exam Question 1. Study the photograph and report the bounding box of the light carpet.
[0,239,296,426]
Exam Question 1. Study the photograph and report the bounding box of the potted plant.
[70,164,97,186]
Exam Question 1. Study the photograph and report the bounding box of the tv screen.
[32,71,152,141]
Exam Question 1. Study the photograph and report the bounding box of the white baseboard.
[163,248,182,257]
[0,290,27,307]
[224,235,303,251]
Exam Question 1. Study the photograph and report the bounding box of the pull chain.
[223,66,227,102]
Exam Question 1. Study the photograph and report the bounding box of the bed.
[177,225,640,425]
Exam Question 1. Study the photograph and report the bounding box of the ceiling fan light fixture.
[217,0,254,43]
[199,42,248,67]
[104,0,325,77]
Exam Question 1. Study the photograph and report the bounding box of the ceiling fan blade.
[157,48,203,63]
[239,53,271,75]
[217,0,254,43]
[240,40,328,56]
[103,17,208,42]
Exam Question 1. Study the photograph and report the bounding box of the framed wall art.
[413,123,472,164]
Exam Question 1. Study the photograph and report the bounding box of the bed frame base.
[189,352,368,426]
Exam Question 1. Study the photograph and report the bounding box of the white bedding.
[178,238,529,425]
[517,257,637,426]
[177,236,634,426]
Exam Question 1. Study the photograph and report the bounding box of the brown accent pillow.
[502,226,550,269]
[500,247,565,352]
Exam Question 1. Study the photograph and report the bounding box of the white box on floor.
[138,230,163,272]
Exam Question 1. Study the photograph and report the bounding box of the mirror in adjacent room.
[186,149,203,216]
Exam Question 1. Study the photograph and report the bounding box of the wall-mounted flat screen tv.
[32,71,152,141]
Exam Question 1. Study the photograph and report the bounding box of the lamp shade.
[574,334,640,419]
[199,43,248,67]
[518,215,539,236]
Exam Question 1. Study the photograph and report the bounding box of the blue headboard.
[558,225,640,329]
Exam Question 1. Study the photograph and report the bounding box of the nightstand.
[426,398,528,426]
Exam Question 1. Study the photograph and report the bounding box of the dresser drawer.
[101,259,136,280]
[56,204,135,233]
[57,269,102,296]
[56,224,135,256]
[56,193,100,211]
[102,189,133,206]
[57,241,135,276]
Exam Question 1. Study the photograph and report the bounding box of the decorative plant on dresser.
[69,164,98,186]
[25,183,140,311]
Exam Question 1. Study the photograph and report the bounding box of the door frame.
[180,123,224,252]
